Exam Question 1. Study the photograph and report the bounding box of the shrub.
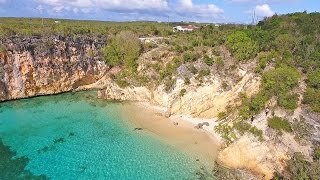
[314,146,320,160]
[216,57,224,67]
[303,88,320,112]
[102,31,141,72]
[217,112,227,120]
[221,81,228,90]
[115,79,129,88]
[239,91,269,120]
[307,70,320,89]
[203,55,214,66]
[183,51,198,63]
[288,153,320,180]
[212,48,220,56]
[262,67,300,96]
[226,31,258,61]
[179,89,187,97]
[292,116,314,142]
[233,121,264,141]
[268,116,292,134]
[164,78,176,92]
[198,69,210,77]
[184,78,190,85]
[277,93,298,110]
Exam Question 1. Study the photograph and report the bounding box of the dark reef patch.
[0,139,48,179]
[53,137,65,144]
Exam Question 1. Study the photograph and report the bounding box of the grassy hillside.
[0,17,173,37]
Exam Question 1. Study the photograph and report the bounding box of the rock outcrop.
[0,36,108,101]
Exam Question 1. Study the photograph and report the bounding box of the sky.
[0,0,319,23]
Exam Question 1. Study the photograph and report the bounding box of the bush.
[233,121,264,141]
[307,70,320,89]
[183,51,198,63]
[164,78,176,92]
[239,91,269,120]
[314,146,320,160]
[292,116,314,142]
[262,67,300,96]
[226,31,258,61]
[267,116,292,134]
[255,51,278,73]
[288,153,320,180]
[303,88,320,112]
[277,93,298,110]
[217,112,227,120]
[216,57,224,67]
[102,31,141,72]
[184,78,190,85]
[179,89,187,97]
[212,48,220,56]
[198,69,210,77]
[115,79,129,88]
[203,55,214,66]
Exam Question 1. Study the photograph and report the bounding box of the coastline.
[119,101,222,168]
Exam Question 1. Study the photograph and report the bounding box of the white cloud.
[33,0,224,21]
[35,0,169,12]
[254,4,274,17]
[177,0,224,18]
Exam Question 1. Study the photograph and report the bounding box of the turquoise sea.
[0,92,214,180]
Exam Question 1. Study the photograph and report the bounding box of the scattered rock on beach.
[134,127,143,131]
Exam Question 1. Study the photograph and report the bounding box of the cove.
[0,92,214,180]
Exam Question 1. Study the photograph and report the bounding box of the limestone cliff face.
[98,68,260,118]
[0,36,108,101]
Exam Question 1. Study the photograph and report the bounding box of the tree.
[102,31,142,72]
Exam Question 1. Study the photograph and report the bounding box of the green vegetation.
[179,89,187,97]
[239,92,269,120]
[233,121,263,141]
[183,51,199,63]
[315,146,320,160]
[198,69,210,77]
[226,31,258,61]
[102,31,141,72]
[0,17,172,37]
[303,88,320,112]
[217,112,227,120]
[288,152,320,180]
[267,116,292,135]
[255,51,278,73]
[277,93,298,110]
[292,116,314,143]
[203,55,214,66]
[262,67,300,96]
[215,120,264,144]
[307,70,320,89]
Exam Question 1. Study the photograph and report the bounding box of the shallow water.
[0,92,214,180]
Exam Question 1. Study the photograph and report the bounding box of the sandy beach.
[120,102,221,168]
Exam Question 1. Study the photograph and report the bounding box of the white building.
[173,25,198,32]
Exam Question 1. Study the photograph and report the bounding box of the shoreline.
[119,101,222,168]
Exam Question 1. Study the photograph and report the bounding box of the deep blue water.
[0,92,213,180]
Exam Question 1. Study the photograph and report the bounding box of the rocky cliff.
[0,36,108,101]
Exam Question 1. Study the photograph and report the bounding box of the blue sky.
[0,0,319,23]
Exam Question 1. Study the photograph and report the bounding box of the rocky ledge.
[0,35,109,101]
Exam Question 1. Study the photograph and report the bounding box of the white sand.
[120,102,222,167]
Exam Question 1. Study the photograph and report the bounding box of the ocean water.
[0,92,214,180]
